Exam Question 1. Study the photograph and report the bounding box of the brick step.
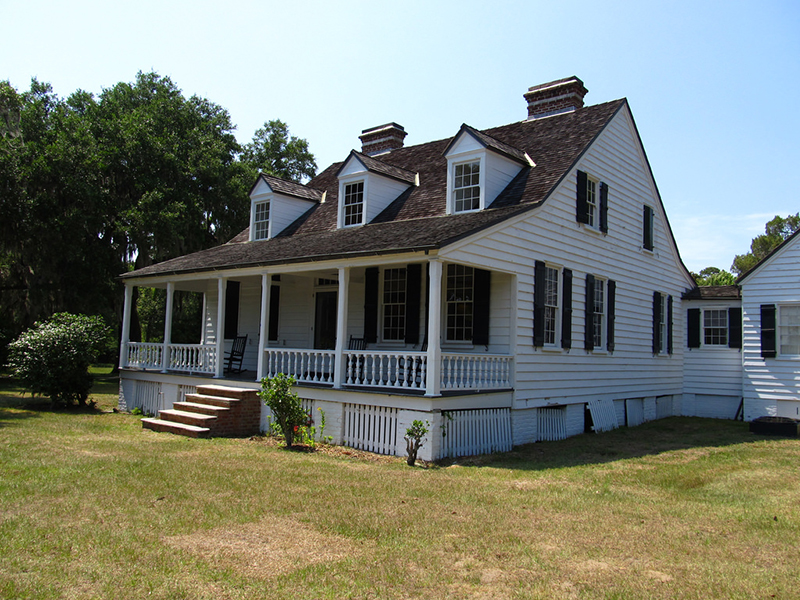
[158,409,217,428]
[141,417,210,438]
[196,384,259,401]
[183,393,239,409]
[173,401,230,416]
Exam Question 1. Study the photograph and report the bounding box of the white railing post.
[257,273,270,382]
[333,267,349,389]
[426,259,442,397]
[119,283,133,369]
[215,277,226,378]
[161,282,174,373]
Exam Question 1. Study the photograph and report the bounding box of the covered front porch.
[119,256,516,398]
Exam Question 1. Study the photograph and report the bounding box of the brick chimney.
[359,123,407,156]
[524,77,588,120]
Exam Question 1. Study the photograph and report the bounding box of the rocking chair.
[224,335,247,375]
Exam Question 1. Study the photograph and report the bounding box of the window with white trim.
[585,177,598,228]
[703,309,728,346]
[254,201,270,240]
[779,304,800,356]
[453,161,481,213]
[382,268,407,341]
[544,266,560,345]
[592,277,605,349]
[343,181,364,226]
[446,264,474,342]
[658,293,668,354]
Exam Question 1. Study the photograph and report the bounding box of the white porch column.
[426,259,442,397]
[333,267,350,389]
[119,283,134,369]
[257,273,270,382]
[215,277,227,378]
[161,282,175,373]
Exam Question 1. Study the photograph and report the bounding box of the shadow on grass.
[440,417,763,471]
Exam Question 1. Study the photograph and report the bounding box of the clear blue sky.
[3,0,798,273]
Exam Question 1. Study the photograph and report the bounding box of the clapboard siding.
[741,235,800,419]
[683,299,743,397]
[442,105,692,409]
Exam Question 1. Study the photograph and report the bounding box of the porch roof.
[123,98,626,281]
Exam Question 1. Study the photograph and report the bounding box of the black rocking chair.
[224,334,247,375]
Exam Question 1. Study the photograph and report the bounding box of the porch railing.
[345,351,427,390]
[440,353,513,390]
[167,344,216,374]
[126,342,163,370]
[264,348,336,385]
[125,342,217,374]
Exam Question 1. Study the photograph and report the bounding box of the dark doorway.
[314,291,337,349]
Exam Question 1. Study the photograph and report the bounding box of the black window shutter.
[728,307,742,349]
[687,308,701,348]
[533,260,546,346]
[224,280,240,340]
[268,285,280,341]
[667,295,674,354]
[585,274,595,351]
[761,304,776,358]
[652,291,662,354]
[599,182,609,233]
[607,279,616,352]
[643,206,654,251]
[364,267,379,343]
[405,264,421,344]
[576,170,589,224]
[473,269,491,346]
[561,268,573,349]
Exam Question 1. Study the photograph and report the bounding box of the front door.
[314,291,337,350]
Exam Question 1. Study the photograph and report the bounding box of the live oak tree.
[0,73,316,350]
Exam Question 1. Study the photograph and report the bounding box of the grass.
[1,370,799,599]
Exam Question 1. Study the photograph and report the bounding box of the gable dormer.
[443,124,533,215]
[336,151,417,228]
[249,174,324,241]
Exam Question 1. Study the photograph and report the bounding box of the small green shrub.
[405,420,429,466]
[6,313,112,408]
[258,373,309,448]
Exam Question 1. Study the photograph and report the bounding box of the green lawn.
[1,372,798,599]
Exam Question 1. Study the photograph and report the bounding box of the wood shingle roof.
[124,98,626,280]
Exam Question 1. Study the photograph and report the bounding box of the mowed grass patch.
[1,378,798,599]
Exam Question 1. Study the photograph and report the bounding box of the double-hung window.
[446,264,474,342]
[343,181,364,226]
[576,170,608,233]
[592,278,605,348]
[453,161,481,213]
[779,304,800,356]
[382,268,407,342]
[544,266,560,345]
[585,178,598,228]
[254,201,270,240]
[703,309,728,346]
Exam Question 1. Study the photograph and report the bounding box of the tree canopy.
[0,73,316,347]
[731,214,800,275]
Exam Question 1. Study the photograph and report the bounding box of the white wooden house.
[118,77,698,459]
[738,230,800,421]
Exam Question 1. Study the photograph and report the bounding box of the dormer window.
[253,201,270,240]
[343,181,364,226]
[443,124,532,216]
[453,161,481,213]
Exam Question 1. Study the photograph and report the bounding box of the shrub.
[6,313,112,408]
[405,420,429,466]
[258,373,309,448]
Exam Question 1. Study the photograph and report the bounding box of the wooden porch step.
[158,409,217,428]
[196,384,259,401]
[141,417,210,438]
